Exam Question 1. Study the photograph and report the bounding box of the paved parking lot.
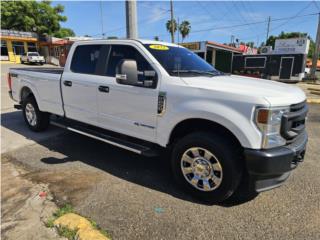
[1,63,320,240]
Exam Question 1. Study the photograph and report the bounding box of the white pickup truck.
[20,52,45,65]
[8,39,308,203]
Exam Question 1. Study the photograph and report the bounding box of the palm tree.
[179,21,191,42]
[166,19,177,43]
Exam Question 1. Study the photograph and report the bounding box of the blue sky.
[54,1,320,45]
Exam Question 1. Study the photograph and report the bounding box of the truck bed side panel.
[10,68,64,116]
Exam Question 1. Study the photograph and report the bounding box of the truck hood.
[182,74,306,106]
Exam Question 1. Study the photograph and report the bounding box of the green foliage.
[56,226,78,240]
[179,20,191,42]
[54,28,75,38]
[166,19,178,35]
[54,204,74,218]
[45,204,111,239]
[1,0,73,37]
[46,204,74,228]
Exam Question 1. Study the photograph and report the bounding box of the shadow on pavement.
[2,111,258,207]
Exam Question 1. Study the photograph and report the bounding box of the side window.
[106,45,153,78]
[71,45,104,74]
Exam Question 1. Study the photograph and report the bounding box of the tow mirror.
[116,59,138,85]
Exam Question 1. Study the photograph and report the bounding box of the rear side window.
[71,45,104,74]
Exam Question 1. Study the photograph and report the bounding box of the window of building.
[71,45,107,74]
[1,40,9,60]
[106,45,153,78]
[12,41,25,55]
[27,42,37,52]
[245,57,267,68]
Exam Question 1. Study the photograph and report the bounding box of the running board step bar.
[51,119,159,157]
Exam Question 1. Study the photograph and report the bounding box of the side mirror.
[116,59,138,85]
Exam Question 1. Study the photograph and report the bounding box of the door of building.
[280,57,294,80]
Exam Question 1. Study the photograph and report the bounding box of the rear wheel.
[22,96,50,131]
[171,132,243,203]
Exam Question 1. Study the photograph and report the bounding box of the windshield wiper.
[171,70,221,76]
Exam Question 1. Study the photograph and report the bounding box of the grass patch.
[56,226,78,240]
[46,204,111,239]
[46,204,74,228]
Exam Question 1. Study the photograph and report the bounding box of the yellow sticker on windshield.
[149,45,169,50]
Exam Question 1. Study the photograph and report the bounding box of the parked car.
[20,52,45,65]
[8,39,308,203]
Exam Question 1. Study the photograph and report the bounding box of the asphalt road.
[1,63,320,240]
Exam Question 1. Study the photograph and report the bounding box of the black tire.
[171,131,243,204]
[22,96,50,132]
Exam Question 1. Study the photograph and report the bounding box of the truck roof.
[73,38,180,47]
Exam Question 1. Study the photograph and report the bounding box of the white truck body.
[8,39,308,201]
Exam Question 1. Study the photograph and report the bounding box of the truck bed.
[10,67,64,75]
[9,67,65,116]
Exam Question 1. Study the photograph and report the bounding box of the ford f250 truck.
[8,39,308,203]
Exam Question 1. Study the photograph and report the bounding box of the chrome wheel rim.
[25,103,37,126]
[180,147,223,192]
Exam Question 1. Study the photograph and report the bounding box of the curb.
[54,213,110,240]
[307,98,320,104]
[0,61,15,64]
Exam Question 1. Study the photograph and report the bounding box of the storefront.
[232,38,310,82]
[0,30,38,63]
[38,36,73,65]
[180,41,243,73]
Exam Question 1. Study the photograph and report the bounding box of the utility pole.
[266,16,271,44]
[100,1,105,38]
[311,13,320,79]
[170,0,175,43]
[125,0,138,39]
[231,35,235,46]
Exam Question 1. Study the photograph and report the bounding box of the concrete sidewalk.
[297,82,320,104]
[1,157,63,240]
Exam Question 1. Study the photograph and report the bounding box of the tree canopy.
[179,20,191,42]
[1,0,75,38]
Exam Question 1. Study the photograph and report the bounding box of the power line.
[270,1,313,32]
[92,8,170,37]
[190,12,319,34]
[141,11,319,40]
[236,14,316,44]
[313,0,320,11]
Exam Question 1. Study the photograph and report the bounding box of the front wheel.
[171,132,243,203]
[22,96,50,131]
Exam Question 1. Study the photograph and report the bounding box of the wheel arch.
[20,86,34,102]
[168,118,244,150]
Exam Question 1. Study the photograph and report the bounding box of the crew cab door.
[61,44,109,125]
[96,44,159,142]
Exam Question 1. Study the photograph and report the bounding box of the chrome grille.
[281,101,308,143]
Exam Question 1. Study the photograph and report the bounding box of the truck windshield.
[143,44,222,77]
[28,52,39,56]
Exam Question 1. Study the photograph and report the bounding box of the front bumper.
[28,59,45,63]
[244,131,307,192]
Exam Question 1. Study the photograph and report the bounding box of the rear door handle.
[98,86,109,93]
[63,81,72,87]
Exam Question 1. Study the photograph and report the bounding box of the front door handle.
[98,85,109,93]
[63,80,72,87]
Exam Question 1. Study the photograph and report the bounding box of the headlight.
[255,107,289,149]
